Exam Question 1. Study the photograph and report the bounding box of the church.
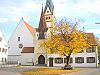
[8,0,98,67]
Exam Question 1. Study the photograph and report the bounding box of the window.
[87,57,95,63]
[49,17,50,19]
[92,46,95,52]
[18,43,23,48]
[75,57,84,63]
[86,46,95,53]
[46,17,48,20]
[18,37,20,41]
[2,58,3,62]
[46,16,50,20]
[47,11,49,13]
[2,48,5,52]
[0,37,2,42]
[64,58,73,63]
[55,58,63,64]
[37,34,38,36]
[5,58,7,62]
[2,48,7,53]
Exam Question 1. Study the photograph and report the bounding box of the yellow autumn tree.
[41,20,91,68]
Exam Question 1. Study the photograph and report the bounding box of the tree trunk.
[64,54,72,70]
[66,55,70,65]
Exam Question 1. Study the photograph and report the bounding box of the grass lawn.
[21,68,80,75]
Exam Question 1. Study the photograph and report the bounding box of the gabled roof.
[21,47,34,53]
[86,33,97,45]
[23,19,36,36]
[8,18,36,42]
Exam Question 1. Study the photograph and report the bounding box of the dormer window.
[0,37,2,42]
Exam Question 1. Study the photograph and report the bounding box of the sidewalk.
[0,70,22,75]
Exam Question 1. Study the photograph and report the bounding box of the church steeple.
[38,4,47,32]
[44,0,54,15]
[38,4,47,39]
[38,0,55,39]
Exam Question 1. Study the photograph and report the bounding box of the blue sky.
[0,0,100,41]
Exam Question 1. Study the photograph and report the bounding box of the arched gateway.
[38,55,45,64]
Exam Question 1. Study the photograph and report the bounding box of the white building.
[0,30,8,64]
[47,44,98,67]
[8,18,36,64]
[8,0,98,67]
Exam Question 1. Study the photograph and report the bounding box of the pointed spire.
[38,4,47,39]
[38,4,47,32]
[44,0,54,15]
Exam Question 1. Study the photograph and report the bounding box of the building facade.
[8,0,98,67]
[0,30,8,64]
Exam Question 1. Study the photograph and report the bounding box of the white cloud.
[53,0,100,19]
[86,29,100,34]
[0,0,42,23]
[0,0,100,23]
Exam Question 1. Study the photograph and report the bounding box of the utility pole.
[95,22,100,67]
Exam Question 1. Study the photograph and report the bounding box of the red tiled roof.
[86,33,97,45]
[23,20,36,36]
[21,47,34,53]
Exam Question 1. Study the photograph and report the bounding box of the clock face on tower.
[47,22,51,28]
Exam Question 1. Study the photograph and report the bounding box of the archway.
[38,55,45,64]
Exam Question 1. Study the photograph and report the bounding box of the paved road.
[0,66,33,72]
[0,66,33,75]
[65,68,100,75]
[0,70,22,75]
[0,66,100,75]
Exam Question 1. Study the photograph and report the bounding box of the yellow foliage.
[40,21,92,56]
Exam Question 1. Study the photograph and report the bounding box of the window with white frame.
[75,57,84,63]
[55,58,63,64]
[87,57,95,63]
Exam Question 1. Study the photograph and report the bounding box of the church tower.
[44,0,55,28]
[38,0,55,39]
